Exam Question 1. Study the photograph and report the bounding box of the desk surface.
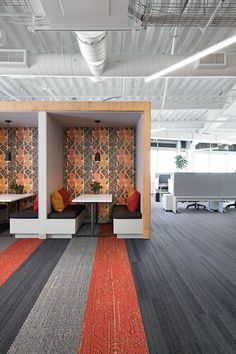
[0,193,34,202]
[73,194,112,203]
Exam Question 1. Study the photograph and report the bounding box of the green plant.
[90,181,103,193]
[175,155,188,170]
[9,182,24,194]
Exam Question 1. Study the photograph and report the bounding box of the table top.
[72,194,112,203]
[0,193,34,203]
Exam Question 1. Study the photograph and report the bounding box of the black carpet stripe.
[0,239,69,354]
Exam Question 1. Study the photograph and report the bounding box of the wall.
[135,117,143,212]
[0,127,38,194]
[64,127,135,222]
[46,116,64,215]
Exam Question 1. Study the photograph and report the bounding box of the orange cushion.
[58,188,71,208]
[33,195,38,211]
[51,191,64,212]
[127,190,140,212]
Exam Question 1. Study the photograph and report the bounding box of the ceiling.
[50,111,141,127]
[0,0,236,142]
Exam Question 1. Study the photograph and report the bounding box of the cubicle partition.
[172,172,236,212]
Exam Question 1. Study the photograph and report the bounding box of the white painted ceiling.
[50,111,141,127]
[0,0,236,142]
[0,112,38,127]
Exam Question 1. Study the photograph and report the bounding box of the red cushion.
[127,190,140,212]
[58,188,71,208]
[33,195,38,211]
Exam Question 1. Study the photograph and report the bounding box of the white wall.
[136,115,143,211]
[46,114,64,215]
[38,112,64,236]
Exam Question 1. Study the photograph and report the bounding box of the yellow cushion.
[51,191,64,212]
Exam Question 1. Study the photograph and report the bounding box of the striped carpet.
[0,206,236,354]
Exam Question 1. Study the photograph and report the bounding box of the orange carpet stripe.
[98,223,114,237]
[78,236,149,354]
[0,239,43,286]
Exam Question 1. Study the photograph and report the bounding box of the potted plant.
[175,155,188,170]
[9,182,24,194]
[90,181,103,194]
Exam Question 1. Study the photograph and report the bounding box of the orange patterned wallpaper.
[64,127,136,222]
[0,128,38,194]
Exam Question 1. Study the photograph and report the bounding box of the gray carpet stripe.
[0,237,15,252]
[8,237,97,354]
[126,200,236,354]
[0,239,69,354]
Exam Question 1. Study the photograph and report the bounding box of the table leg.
[91,202,94,237]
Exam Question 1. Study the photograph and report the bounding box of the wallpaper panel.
[64,127,135,222]
[0,128,38,210]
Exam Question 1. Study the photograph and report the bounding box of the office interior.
[0,1,236,353]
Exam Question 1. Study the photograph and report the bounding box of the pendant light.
[94,120,101,162]
[5,120,12,162]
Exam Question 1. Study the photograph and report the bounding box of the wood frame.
[0,101,151,239]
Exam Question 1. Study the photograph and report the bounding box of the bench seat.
[112,205,143,239]
[10,208,38,219]
[46,204,86,238]
[112,205,142,219]
[48,204,85,219]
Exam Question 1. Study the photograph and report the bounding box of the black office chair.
[187,202,206,210]
[225,201,236,209]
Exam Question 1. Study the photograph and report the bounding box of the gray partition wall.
[173,173,236,198]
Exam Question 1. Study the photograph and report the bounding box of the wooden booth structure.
[0,101,151,239]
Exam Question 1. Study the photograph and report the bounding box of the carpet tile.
[78,236,148,354]
[8,238,97,354]
[0,238,43,285]
[0,239,69,353]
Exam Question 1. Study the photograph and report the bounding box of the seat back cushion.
[127,190,140,212]
[51,191,64,212]
[58,188,71,208]
[33,195,38,211]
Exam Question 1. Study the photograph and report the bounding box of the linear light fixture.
[145,34,236,82]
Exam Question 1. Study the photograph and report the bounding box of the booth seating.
[46,204,86,239]
[112,204,143,239]
[10,208,38,219]
[10,207,39,238]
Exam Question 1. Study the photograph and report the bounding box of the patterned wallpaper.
[0,128,38,197]
[64,128,136,222]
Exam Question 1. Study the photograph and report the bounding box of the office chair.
[187,202,206,210]
[225,201,236,209]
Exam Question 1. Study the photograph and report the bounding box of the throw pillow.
[59,188,71,208]
[51,191,64,212]
[127,190,140,212]
[33,195,38,211]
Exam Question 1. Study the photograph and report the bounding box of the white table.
[0,194,34,203]
[0,194,34,220]
[72,194,112,237]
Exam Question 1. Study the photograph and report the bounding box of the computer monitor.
[159,174,170,184]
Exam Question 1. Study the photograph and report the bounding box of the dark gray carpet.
[126,199,236,354]
[0,239,69,354]
[8,238,97,354]
[0,237,15,252]
[76,222,99,237]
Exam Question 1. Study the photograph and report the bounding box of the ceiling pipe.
[74,31,107,77]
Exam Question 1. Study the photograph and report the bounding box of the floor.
[0,200,236,353]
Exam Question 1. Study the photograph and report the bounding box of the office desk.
[72,194,112,237]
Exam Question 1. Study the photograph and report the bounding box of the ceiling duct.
[75,31,107,77]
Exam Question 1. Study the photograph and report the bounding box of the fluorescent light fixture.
[145,34,236,82]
